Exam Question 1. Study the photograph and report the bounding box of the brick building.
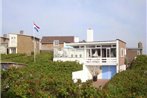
[126,42,143,64]
[8,32,40,55]
[41,36,75,51]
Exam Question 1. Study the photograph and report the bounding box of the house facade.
[41,36,78,51]
[8,33,40,55]
[0,37,9,54]
[53,39,126,82]
[126,42,143,64]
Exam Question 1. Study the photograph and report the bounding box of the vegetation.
[1,52,102,98]
[104,55,147,98]
[1,53,147,98]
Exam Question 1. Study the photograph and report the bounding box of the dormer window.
[53,40,59,46]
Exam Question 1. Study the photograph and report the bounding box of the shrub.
[104,55,147,98]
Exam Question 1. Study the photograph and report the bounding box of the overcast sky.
[2,0,147,53]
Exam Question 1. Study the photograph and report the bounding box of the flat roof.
[66,40,117,46]
[8,33,40,40]
[65,39,126,46]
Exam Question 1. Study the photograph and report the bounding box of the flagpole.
[33,22,40,62]
[33,23,36,62]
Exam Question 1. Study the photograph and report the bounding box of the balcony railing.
[85,58,117,65]
[54,48,117,65]
[54,48,84,58]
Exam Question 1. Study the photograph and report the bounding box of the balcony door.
[106,48,110,58]
[102,48,110,58]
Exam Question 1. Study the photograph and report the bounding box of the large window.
[102,48,106,57]
[111,48,116,57]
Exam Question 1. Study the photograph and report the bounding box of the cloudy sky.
[2,0,147,53]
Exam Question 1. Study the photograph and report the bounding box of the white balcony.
[53,48,117,65]
[85,58,117,65]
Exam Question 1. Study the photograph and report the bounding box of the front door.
[102,66,116,79]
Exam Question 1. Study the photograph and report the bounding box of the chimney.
[3,34,7,38]
[87,28,93,42]
[138,42,143,49]
[20,30,24,35]
[138,42,143,55]
[74,36,79,42]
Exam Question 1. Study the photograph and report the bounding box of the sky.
[2,0,147,53]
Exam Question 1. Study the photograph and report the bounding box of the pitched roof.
[41,36,74,44]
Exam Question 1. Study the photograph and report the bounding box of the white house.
[53,29,126,82]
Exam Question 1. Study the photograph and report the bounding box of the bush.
[104,55,147,98]
[1,53,102,97]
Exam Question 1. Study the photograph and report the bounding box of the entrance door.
[102,66,116,79]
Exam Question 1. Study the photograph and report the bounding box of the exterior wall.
[0,37,9,43]
[72,65,92,82]
[17,35,40,55]
[0,45,7,54]
[17,35,33,54]
[118,40,126,66]
[41,43,64,50]
[116,40,126,73]
[0,37,9,54]
[8,34,17,47]
[126,49,138,64]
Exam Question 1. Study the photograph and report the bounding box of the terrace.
[53,43,117,65]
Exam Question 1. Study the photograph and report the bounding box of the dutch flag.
[33,22,40,32]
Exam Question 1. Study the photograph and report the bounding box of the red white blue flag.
[33,22,40,32]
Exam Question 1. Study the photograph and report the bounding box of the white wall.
[8,34,17,47]
[53,58,84,64]
[87,28,93,42]
[119,64,126,72]
[72,65,93,83]
[74,36,79,42]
